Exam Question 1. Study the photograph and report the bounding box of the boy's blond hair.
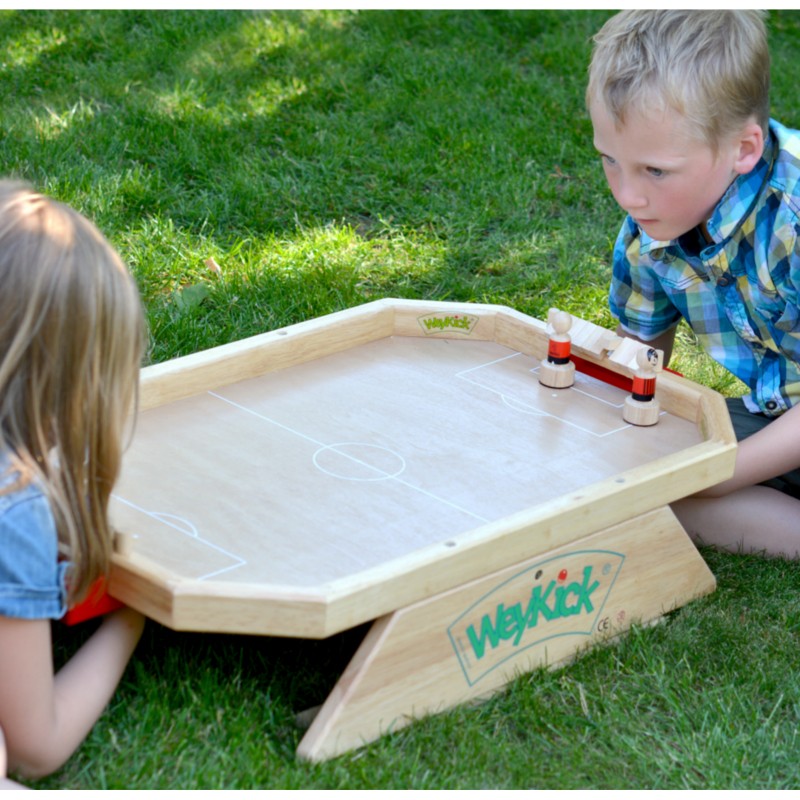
[0,181,146,603]
[586,10,770,150]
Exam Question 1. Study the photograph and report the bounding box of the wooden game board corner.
[109,557,180,628]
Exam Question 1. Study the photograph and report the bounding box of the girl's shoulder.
[0,448,54,550]
[0,450,44,512]
[0,449,68,620]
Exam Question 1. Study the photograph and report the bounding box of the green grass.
[1,8,799,789]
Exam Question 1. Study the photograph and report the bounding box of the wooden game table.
[106,299,736,761]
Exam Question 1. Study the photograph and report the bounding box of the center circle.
[312,442,406,481]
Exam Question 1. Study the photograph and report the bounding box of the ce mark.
[597,610,626,634]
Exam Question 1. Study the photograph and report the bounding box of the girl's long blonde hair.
[0,181,145,603]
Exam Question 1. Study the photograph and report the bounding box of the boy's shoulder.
[768,119,800,209]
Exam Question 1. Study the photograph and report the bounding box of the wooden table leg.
[297,504,715,762]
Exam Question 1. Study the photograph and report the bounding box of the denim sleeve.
[0,489,68,620]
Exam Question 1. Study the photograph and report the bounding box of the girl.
[0,181,146,780]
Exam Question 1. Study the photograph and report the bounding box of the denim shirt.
[0,452,68,619]
[610,119,800,417]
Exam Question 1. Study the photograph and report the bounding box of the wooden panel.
[297,505,715,761]
[140,300,395,410]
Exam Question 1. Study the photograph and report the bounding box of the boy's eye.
[602,155,617,166]
[647,167,665,177]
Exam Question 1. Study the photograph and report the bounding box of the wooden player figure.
[539,309,576,389]
[623,346,663,426]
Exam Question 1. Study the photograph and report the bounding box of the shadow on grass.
[0,10,609,238]
[0,9,625,362]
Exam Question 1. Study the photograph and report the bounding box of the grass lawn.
[2,8,800,789]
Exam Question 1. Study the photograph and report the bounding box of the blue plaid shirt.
[609,119,800,417]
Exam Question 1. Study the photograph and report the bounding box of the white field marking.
[208,390,489,524]
[455,351,521,378]
[499,394,551,417]
[112,494,247,581]
[312,442,407,481]
[392,477,489,523]
[560,375,625,409]
[151,512,199,537]
[210,391,401,481]
[456,353,631,438]
[208,391,329,448]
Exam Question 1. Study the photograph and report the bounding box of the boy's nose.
[614,177,647,212]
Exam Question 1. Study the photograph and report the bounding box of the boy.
[587,10,800,557]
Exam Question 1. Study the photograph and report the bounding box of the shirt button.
[766,400,778,411]
[717,275,731,286]
[650,248,665,260]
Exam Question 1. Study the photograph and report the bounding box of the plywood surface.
[111,336,701,591]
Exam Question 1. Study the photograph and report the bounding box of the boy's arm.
[696,402,800,498]
[615,324,677,366]
[613,323,800,494]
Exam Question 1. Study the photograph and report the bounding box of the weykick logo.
[417,313,479,336]
[447,550,624,686]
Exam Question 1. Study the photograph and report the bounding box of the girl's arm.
[0,724,26,790]
[0,607,144,779]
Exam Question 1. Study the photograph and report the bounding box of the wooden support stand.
[296,504,715,761]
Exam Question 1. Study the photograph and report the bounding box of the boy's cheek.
[600,164,617,191]
[603,176,623,207]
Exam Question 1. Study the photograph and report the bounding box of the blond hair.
[586,10,770,150]
[0,181,145,603]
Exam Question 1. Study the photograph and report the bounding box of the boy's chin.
[635,215,711,243]
[634,218,682,242]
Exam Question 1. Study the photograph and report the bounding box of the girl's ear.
[732,120,765,175]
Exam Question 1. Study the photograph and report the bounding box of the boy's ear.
[732,120,765,175]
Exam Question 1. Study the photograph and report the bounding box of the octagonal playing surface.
[110,336,702,589]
